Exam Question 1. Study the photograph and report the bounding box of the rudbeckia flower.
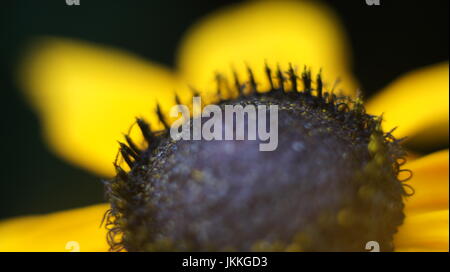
[0,1,447,252]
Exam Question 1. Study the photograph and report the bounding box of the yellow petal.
[402,149,449,212]
[394,150,449,252]
[0,204,109,252]
[366,62,449,146]
[19,38,180,177]
[395,209,448,252]
[176,0,358,97]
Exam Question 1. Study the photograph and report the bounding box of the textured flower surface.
[0,1,447,252]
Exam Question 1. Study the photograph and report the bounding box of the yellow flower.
[0,1,447,252]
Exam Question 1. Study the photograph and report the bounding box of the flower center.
[104,66,410,252]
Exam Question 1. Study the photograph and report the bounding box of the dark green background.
[0,0,448,219]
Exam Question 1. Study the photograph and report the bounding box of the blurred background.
[0,0,448,219]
